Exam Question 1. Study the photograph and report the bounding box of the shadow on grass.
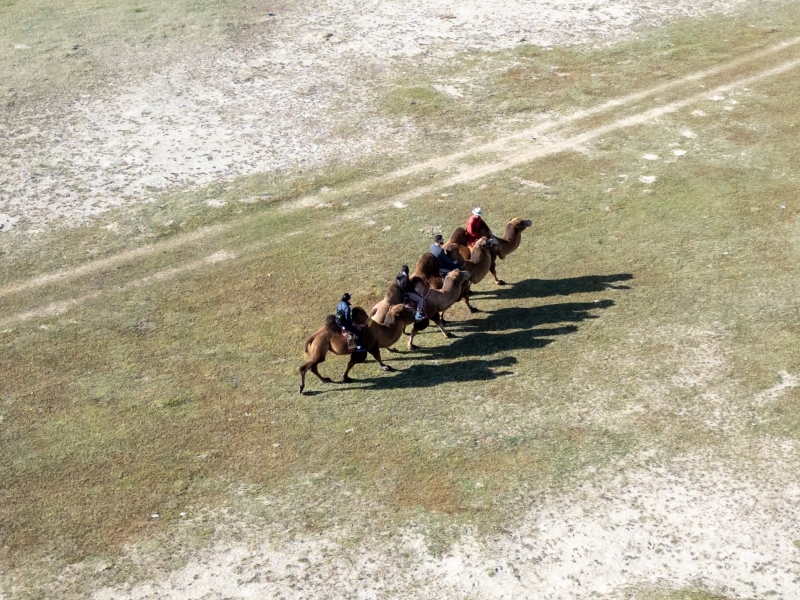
[354,299,615,390]
[359,355,519,390]
[471,273,633,300]
[314,274,630,392]
[451,299,615,336]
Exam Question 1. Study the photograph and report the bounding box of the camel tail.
[303,333,315,355]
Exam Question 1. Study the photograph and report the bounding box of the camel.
[414,236,496,313]
[411,243,464,291]
[299,307,382,393]
[449,217,533,285]
[370,304,417,351]
[406,269,471,350]
[457,236,497,312]
[371,268,469,347]
[299,305,417,393]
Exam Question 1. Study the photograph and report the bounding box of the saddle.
[340,328,358,351]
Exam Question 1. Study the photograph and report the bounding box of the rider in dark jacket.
[396,266,425,321]
[334,293,364,351]
[430,234,461,273]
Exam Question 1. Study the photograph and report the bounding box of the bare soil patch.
[90,450,800,599]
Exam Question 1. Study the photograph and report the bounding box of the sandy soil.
[91,448,800,599]
[0,0,748,233]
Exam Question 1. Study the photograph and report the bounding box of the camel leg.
[431,314,450,339]
[311,363,332,383]
[299,360,332,393]
[490,256,506,285]
[342,351,367,383]
[299,364,307,394]
[370,346,392,371]
[407,327,418,351]
[461,286,478,314]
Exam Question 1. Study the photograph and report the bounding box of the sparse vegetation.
[2,1,800,598]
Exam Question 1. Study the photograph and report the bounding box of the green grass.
[3,2,800,597]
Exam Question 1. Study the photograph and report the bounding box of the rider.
[396,265,426,321]
[430,234,461,273]
[334,293,365,352]
[465,207,493,247]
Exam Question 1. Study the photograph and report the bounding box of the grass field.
[2,2,800,598]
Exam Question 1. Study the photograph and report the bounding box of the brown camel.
[299,305,418,393]
[414,236,496,314]
[458,236,497,313]
[299,307,385,394]
[412,252,443,290]
[411,243,464,291]
[370,304,417,351]
[449,217,532,285]
[406,269,471,350]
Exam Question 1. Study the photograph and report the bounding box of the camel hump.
[449,227,468,245]
[385,282,404,306]
[414,253,440,280]
[352,306,369,324]
[324,314,338,332]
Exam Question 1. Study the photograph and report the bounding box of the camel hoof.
[495,279,506,286]
[341,376,352,384]
[408,343,418,351]
[322,377,333,384]
[381,365,392,372]
[386,347,398,353]
[299,385,304,394]
[468,306,479,314]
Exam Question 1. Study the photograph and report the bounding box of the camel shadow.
[448,299,614,334]
[319,276,630,392]
[470,273,633,300]
[357,356,518,391]
[406,300,613,361]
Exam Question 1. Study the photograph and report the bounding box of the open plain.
[2,1,800,598]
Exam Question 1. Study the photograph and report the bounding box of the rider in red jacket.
[465,207,492,246]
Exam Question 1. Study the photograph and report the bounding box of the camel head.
[387,304,415,325]
[446,269,470,282]
[502,218,532,241]
[511,217,533,231]
[474,236,498,250]
[441,268,471,292]
[383,304,414,327]
[351,306,370,325]
[511,217,532,231]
